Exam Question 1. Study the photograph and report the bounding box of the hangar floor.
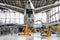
[0,33,60,40]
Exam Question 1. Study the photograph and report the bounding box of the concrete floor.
[0,33,60,40]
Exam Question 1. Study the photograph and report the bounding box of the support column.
[24,9,35,27]
[46,10,50,28]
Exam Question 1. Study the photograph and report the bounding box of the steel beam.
[29,0,35,9]
[35,3,60,13]
[0,3,24,13]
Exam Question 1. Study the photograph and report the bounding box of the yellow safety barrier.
[43,28,51,37]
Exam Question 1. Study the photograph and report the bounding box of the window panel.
[56,14,59,20]
[54,7,58,13]
[0,10,24,24]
